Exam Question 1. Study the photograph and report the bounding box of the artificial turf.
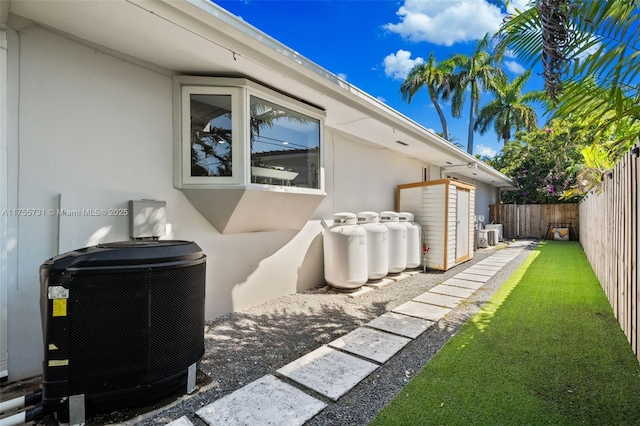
[370,241,640,425]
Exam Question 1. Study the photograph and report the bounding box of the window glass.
[190,94,232,177]
[250,96,320,189]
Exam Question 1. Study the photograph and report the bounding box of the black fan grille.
[67,264,205,395]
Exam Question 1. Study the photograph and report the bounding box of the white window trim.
[180,85,244,187]
[173,76,325,194]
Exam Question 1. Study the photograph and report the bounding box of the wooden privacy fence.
[580,147,638,363]
[489,204,580,240]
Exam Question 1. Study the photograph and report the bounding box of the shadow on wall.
[202,228,321,317]
[296,232,324,293]
[209,230,300,316]
[51,195,326,321]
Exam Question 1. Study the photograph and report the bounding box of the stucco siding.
[474,180,499,224]
[5,26,429,380]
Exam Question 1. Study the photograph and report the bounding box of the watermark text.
[1,208,129,217]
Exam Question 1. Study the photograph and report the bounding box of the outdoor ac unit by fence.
[40,240,206,424]
[487,229,499,246]
[485,224,503,242]
[476,230,489,248]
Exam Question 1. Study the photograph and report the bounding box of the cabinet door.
[456,189,470,262]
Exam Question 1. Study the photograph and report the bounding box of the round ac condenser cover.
[40,240,206,417]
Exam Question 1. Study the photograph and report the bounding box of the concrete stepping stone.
[477,257,508,263]
[328,327,411,363]
[469,264,502,272]
[442,277,485,290]
[277,346,378,401]
[196,375,326,426]
[392,300,451,321]
[493,252,518,257]
[429,284,476,298]
[413,292,463,308]
[470,263,502,270]
[166,416,194,426]
[476,260,508,266]
[463,268,496,277]
[490,257,515,262]
[366,312,434,338]
[455,273,491,283]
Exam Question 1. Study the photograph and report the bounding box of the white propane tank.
[399,212,422,269]
[357,211,389,281]
[323,212,368,290]
[380,211,407,273]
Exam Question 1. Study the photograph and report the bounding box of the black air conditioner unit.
[39,240,206,424]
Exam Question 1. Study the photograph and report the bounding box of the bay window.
[174,76,324,194]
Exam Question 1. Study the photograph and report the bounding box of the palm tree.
[450,34,507,154]
[496,0,640,152]
[474,70,545,143]
[400,54,456,141]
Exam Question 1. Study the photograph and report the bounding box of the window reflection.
[250,96,320,189]
[190,94,232,177]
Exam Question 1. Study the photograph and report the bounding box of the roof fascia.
[135,0,516,188]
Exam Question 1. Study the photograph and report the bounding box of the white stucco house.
[0,0,515,382]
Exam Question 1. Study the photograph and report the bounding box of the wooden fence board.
[579,146,640,363]
[488,204,580,240]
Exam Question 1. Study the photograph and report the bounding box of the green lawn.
[371,241,640,425]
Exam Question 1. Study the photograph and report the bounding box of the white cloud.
[383,49,424,80]
[573,38,602,61]
[377,96,387,103]
[384,0,505,46]
[506,0,532,15]
[505,60,526,74]
[504,48,518,59]
[337,72,348,81]
[476,144,498,158]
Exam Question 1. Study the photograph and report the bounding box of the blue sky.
[214,0,543,158]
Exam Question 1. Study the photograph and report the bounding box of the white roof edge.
[165,0,516,188]
[182,0,345,84]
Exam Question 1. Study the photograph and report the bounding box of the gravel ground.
[29,240,536,425]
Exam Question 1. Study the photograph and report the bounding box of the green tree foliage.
[400,54,456,141]
[489,117,588,203]
[560,143,615,200]
[556,77,640,156]
[497,0,640,154]
[475,70,545,143]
